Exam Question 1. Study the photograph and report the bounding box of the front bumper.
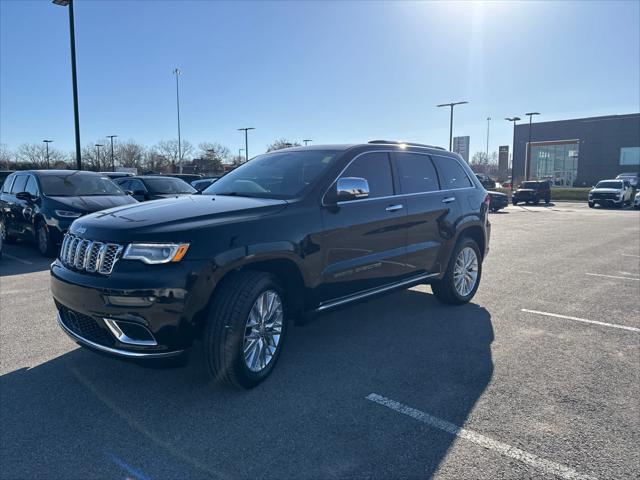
[51,259,214,357]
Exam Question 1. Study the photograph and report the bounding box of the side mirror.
[16,192,33,201]
[336,177,370,202]
[124,190,133,196]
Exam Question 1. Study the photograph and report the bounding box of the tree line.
[0,138,303,174]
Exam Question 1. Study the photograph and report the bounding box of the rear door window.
[395,152,440,194]
[10,175,27,194]
[340,152,393,199]
[25,176,39,196]
[432,156,473,190]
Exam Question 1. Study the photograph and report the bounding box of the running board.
[316,273,439,312]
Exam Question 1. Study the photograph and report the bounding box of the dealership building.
[512,113,640,187]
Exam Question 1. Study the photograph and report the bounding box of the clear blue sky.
[1,0,639,158]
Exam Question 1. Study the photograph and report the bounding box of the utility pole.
[238,148,245,163]
[173,68,183,173]
[43,140,53,169]
[524,112,540,180]
[107,135,117,172]
[436,101,468,151]
[303,139,313,146]
[485,117,491,158]
[238,127,255,163]
[95,144,104,169]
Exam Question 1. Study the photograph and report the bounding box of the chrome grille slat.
[60,233,123,275]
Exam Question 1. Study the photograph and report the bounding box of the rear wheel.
[204,270,287,389]
[431,237,482,305]
[588,201,595,208]
[545,197,550,204]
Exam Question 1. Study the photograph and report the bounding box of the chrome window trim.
[321,149,477,207]
[57,313,182,358]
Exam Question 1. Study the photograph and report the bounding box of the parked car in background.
[191,177,220,192]
[512,180,551,205]
[475,173,496,189]
[615,172,640,189]
[0,170,137,256]
[487,191,508,212]
[113,175,196,202]
[589,179,633,208]
[161,173,203,184]
[634,191,640,209]
[50,141,491,388]
[99,171,135,180]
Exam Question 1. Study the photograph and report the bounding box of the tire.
[204,270,288,389]
[588,201,595,208]
[431,237,482,305]
[533,199,540,205]
[512,200,518,206]
[36,222,56,257]
[545,197,550,204]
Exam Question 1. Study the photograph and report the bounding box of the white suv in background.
[588,179,633,208]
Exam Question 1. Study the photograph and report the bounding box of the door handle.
[385,204,404,212]
[442,197,456,204]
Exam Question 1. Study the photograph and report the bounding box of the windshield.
[40,173,125,196]
[595,181,623,189]
[203,150,339,199]
[521,181,542,189]
[143,177,197,194]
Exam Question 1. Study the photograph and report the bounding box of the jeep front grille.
[60,233,123,275]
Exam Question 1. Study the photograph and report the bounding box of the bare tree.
[266,139,301,152]
[142,149,170,174]
[81,142,112,171]
[196,142,230,174]
[17,143,68,169]
[116,140,146,172]
[155,139,193,172]
[470,151,499,176]
[0,143,13,169]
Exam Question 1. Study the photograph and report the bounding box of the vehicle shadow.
[0,242,53,277]
[0,288,494,479]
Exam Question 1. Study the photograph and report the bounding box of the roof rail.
[367,140,446,150]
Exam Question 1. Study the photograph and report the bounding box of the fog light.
[106,295,156,307]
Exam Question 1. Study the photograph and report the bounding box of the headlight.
[55,210,82,218]
[123,243,189,264]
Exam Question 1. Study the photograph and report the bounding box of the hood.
[489,191,507,198]
[48,195,137,213]
[590,188,622,194]
[68,194,288,242]
[150,193,193,199]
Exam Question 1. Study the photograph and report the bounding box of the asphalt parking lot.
[1,201,639,480]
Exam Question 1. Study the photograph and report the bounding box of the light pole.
[95,143,104,169]
[106,134,117,172]
[238,127,255,163]
[436,101,468,151]
[303,139,313,146]
[485,117,491,158]
[52,0,82,170]
[43,140,53,169]
[505,117,521,190]
[238,148,245,163]
[173,68,183,173]
[524,112,540,180]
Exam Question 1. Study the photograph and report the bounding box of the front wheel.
[431,237,482,305]
[204,270,287,389]
[37,222,56,257]
[588,201,595,208]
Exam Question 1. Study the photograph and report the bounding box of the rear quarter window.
[432,156,473,190]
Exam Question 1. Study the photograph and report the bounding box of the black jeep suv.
[50,141,491,388]
[512,180,551,205]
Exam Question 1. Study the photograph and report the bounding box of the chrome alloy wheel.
[243,290,284,373]
[453,247,479,297]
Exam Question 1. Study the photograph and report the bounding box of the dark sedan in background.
[0,170,137,256]
[113,175,196,202]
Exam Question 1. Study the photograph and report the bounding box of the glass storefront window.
[529,141,579,187]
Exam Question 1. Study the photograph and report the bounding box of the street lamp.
[238,127,255,163]
[505,117,521,190]
[303,139,313,146]
[95,143,104,168]
[52,0,82,170]
[436,101,468,151]
[173,68,183,173]
[43,140,53,169]
[106,135,117,172]
[485,117,491,158]
[524,112,540,180]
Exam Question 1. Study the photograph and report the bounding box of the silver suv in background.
[588,179,633,208]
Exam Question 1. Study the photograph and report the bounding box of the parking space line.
[585,272,639,281]
[521,309,640,333]
[366,393,596,480]
[3,253,34,265]
[621,254,640,258]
